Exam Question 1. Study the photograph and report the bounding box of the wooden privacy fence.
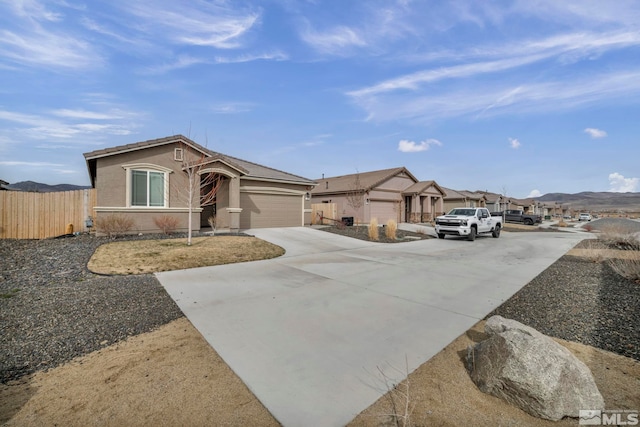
[0,189,96,239]
[311,203,338,225]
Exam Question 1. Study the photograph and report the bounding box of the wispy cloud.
[210,103,255,114]
[398,139,442,153]
[5,0,63,22]
[349,30,640,99]
[124,2,260,49]
[0,106,139,140]
[0,1,102,70]
[301,25,367,54]
[584,127,607,138]
[50,109,128,120]
[0,160,64,167]
[609,172,639,192]
[141,55,210,75]
[349,70,640,123]
[509,138,521,149]
[0,28,100,69]
[215,51,288,64]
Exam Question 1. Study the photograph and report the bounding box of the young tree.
[345,172,364,225]
[175,142,225,245]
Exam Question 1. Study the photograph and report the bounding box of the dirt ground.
[2,317,638,427]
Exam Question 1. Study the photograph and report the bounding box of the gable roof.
[509,197,536,207]
[311,167,417,195]
[83,135,316,187]
[402,180,445,196]
[441,187,466,199]
[475,191,510,204]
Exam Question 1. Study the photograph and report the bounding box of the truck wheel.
[524,218,533,225]
[468,227,476,241]
[438,233,445,239]
[492,225,501,238]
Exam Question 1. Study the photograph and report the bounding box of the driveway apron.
[156,227,585,427]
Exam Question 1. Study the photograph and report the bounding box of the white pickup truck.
[435,207,502,241]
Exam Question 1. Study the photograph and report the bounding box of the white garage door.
[369,201,398,224]
[240,193,302,229]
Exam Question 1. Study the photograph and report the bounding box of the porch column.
[226,176,242,233]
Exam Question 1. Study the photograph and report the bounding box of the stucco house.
[310,167,445,224]
[442,188,487,212]
[84,135,316,234]
[509,197,540,214]
[476,191,511,213]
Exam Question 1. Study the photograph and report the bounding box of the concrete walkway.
[156,227,585,427]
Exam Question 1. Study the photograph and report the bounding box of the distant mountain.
[6,181,92,192]
[533,191,640,211]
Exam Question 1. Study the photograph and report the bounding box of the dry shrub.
[583,223,593,232]
[385,219,398,240]
[368,218,379,241]
[557,220,568,227]
[95,214,135,239]
[374,357,415,427]
[596,225,640,283]
[153,215,179,235]
[580,239,606,263]
[608,257,640,284]
[598,225,640,250]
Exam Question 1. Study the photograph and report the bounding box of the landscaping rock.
[467,315,604,421]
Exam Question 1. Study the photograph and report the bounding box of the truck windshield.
[448,208,476,216]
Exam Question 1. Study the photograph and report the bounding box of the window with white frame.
[123,164,172,208]
[131,170,165,207]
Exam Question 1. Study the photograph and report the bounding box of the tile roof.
[311,167,417,195]
[84,135,316,186]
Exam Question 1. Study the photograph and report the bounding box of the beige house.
[310,167,445,224]
[442,188,487,212]
[476,191,511,213]
[510,197,539,214]
[84,135,316,234]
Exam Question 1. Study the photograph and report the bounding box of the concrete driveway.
[156,227,585,427]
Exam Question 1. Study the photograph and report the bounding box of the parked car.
[435,207,502,241]
[578,213,592,221]
[503,209,542,226]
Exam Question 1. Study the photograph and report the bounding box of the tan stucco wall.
[92,144,313,233]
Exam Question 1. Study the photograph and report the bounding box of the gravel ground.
[0,234,184,383]
[324,219,639,361]
[2,225,639,385]
[489,238,640,361]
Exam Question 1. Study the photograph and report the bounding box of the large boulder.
[467,315,604,421]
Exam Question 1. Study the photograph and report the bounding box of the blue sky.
[1,0,639,198]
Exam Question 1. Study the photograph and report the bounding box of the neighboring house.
[310,167,445,224]
[510,197,538,213]
[402,180,447,222]
[0,179,9,191]
[477,191,511,213]
[442,187,487,212]
[84,135,316,234]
